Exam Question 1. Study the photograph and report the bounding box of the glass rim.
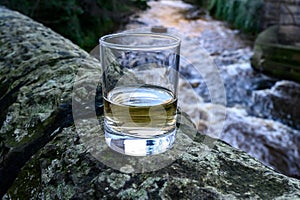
[99,32,181,50]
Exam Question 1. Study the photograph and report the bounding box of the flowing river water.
[121,0,300,178]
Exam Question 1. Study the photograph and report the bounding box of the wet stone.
[249,80,300,129]
[251,25,300,83]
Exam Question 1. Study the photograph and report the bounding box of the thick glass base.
[104,127,177,156]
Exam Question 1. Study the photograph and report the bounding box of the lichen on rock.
[5,122,300,199]
[0,6,101,196]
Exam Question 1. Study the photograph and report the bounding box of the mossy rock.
[5,121,300,199]
[0,6,101,196]
[251,25,300,83]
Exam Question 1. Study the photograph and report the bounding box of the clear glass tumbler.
[100,32,181,156]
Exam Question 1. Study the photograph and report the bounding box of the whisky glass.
[100,32,181,156]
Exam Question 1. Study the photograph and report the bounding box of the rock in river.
[1,6,300,199]
[249,80,300,130]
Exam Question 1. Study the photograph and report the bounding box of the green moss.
[6,154,42,199]
[252,25,300,83]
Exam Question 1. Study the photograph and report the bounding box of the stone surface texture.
[1,6,300,200]
[0,6,100,197]
[262,0,300,44]
[251,25,300,83]
[262,0,300,28]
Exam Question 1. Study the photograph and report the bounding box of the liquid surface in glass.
[104,84,177,138]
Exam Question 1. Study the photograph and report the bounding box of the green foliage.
[208,0,263,33]
[0,0,148,51]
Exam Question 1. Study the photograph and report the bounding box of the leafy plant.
[208,0,263,33]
